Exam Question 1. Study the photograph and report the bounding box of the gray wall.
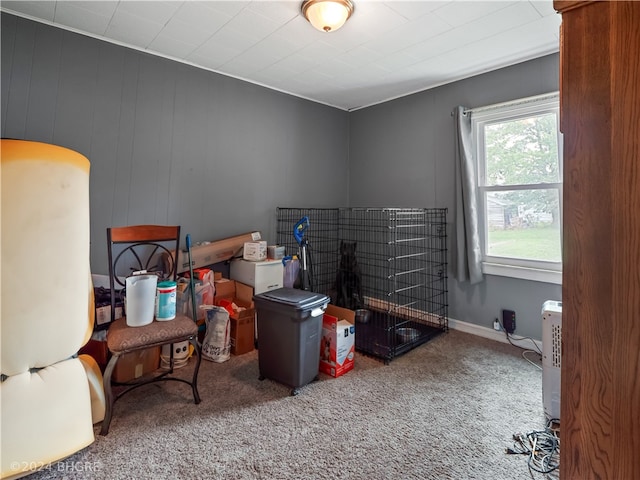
[348,54,563,339]
[1,14,349,275]
[2,13,561,340]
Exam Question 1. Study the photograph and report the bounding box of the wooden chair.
[100,225,201,435]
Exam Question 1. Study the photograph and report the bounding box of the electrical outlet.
[493,318,501,331]
[502,309,516,334]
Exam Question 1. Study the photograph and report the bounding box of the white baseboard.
[448,317,543,352]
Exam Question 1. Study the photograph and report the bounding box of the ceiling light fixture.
[302,0,354,33]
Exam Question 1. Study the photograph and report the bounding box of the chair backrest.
[106,225,181,324]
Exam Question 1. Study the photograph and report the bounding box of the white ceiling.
[0,0,561,111]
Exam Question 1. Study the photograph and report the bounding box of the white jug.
[125,274,158,327]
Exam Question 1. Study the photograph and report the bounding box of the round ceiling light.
[302,0,355,33]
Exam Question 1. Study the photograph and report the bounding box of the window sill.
[482,262,562,285]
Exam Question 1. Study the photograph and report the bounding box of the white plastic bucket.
[125,274,157,327]
[155,280,177,321]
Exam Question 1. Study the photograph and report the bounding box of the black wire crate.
[276,207,340,295]
[276,207,448,363]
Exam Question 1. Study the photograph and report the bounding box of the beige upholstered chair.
[1,140,106,479]
[100,225,201,435]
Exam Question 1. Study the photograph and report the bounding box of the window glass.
[483,113,560,186]
[473,94,562,282]
[485,189,561,262]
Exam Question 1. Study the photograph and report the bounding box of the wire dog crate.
[276,208,341,294]
[276,207,448,363]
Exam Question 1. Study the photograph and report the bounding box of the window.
[472,94,562,284]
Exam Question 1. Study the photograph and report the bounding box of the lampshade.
[302,0,354,33]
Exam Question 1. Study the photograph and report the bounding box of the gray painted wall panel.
[349,54,563,340]
[111,51,139,231]
[166,65,188,231]
[175,69,211,240]
[153,60,178,227]
[3,16,34,139]
[1,15,15,134]
[349,91,441,208]
[53,33,97,155]
[88,41,126,250]
[451,274,561,340]
[128,56,170,227]
[24,24,61,141]
[1,14,349,275]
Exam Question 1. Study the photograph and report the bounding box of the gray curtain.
[453,106,483,284]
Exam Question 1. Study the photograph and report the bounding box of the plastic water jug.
[283,256,300,288]
[125,274,157,327]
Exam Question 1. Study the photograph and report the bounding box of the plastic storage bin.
[253,288,330,395]
[230,258,283,294]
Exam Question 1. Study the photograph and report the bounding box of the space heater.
[542,300,562,421]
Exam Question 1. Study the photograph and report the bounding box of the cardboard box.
[214,278,236,299]
[95,303,123,329]
[267,245,285,259]
[229,310,255,355]
[93,286,123,330]
[171,231,262,273]
[112,346,160,383]
[215,280,255,355]
[243,241,267,261]
[319,305,356,378]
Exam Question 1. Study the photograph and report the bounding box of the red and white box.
[319,304,355,378]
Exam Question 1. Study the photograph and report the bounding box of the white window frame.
[472,93,563,285]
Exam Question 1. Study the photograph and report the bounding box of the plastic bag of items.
[201,305,230,363]
[176,268,216,322]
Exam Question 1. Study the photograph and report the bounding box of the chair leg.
[189,337,202,405]
[99,353,120,436]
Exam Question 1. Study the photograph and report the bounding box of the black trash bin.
[254,288,330,395]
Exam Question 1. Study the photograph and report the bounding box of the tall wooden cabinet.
[554,2,640,479]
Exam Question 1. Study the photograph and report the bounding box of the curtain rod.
[457,91,559,116]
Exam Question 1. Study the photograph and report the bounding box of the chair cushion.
[107,316,198,354]
[1,359,95,479]
[78,354,106,424]
[1,140,92,376]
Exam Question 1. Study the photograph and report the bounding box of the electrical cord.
[508,332,543,370]
[506,418,560,478]
[496,318,543,369]
[497,317,543,354]
[508,332,543,355]
[522,350,542,371]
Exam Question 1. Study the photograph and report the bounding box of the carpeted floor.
[27,330,549,480]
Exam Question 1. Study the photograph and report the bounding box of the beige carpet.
[28,330,548,479]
